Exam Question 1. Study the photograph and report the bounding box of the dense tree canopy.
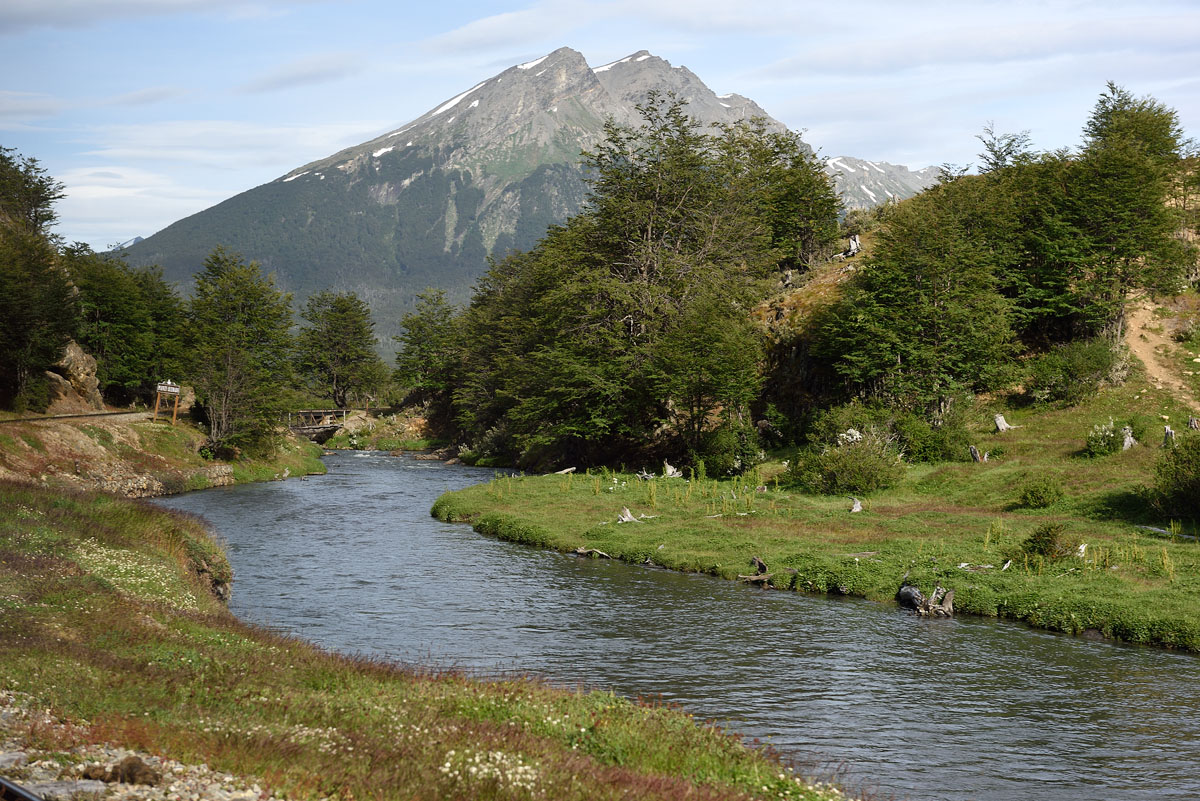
[811,84,1195,416]
[187,247,294,453]
[297,290,387,407]
[65,245,186,404]
[397,95,842,469]
[0,148,76,410]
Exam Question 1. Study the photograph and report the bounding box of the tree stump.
[1164,425,1176,448]
[994,413,1018,432]
[1122,426,1137,451]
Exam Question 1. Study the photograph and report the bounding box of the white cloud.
[0,91,66,125]
[80,119,386,170]
[54,164,228,247]
[101,87,189,107]
[0,0,322,32]
[238,53,363,94]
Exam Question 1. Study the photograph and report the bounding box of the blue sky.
[3,0,1198,249]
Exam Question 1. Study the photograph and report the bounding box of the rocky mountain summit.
[824,156,939,210]
[121,47,930,338]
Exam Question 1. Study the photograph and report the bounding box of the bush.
[807,401,968,464]
[690,423,762,476]
[892,413,971,463]
[1017,474,1064,508]
[1152,434,1200,518]
[1027,338,1119,406]
[1084,418,1122,457]
[788,427,906,494]
[1022,523,1079,559]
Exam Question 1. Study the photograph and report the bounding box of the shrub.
[1022,523,1079,559]
[788,428,906,494]
[691,423,762,476]
[1152,434,1200,518]
[1017,474,1064,508]
[1084,418,1122,457]
[806,401,969,464]
[1027,338,1119,406]
[892,413,971,463]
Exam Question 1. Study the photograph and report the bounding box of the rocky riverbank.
[1,691,276,801]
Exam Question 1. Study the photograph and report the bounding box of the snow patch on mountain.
[433,81,486,116]
[517,54,549,70]
[593,55,633,73]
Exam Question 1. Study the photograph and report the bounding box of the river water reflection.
[154,451,1200,801]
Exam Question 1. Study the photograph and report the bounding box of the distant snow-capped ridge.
[824,156,940,211]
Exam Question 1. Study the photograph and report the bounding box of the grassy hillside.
[0,480,850,801]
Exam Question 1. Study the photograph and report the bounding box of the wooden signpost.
[152,380,181,425]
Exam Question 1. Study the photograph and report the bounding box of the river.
[154,451,1200,801]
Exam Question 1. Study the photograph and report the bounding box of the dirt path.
[1125,299,1199,411]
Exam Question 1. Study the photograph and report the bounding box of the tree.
[64,246,186,404]
[394,288,460,433]
[816,178,1017,416]
[715,120,842,271]
[0,146,65,236]
[187,247,294,454]
[0,226,76,409]
[296,290,386,407]
[0,148,76,410]
[1068,84,1192,339]
[976,121,1033,173]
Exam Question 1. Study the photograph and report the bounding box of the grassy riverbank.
[0,479,850,801]
[0,415,326,496]
[433,378,1200,652]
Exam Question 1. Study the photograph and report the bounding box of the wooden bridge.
[287,409,348,443]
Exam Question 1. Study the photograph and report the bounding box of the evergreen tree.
[0,147,65,236]
[0,148,76,410]
[817,179,1017,416]
[0,226,76,409]
[296,290,386,407]
[394,289,461,434]
[187,247,293,454]
[64,246,186,404]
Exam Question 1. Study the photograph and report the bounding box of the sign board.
[153,381,181,424]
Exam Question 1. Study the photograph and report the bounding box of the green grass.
[229,438,327,483]
[0,480,847,801]
[433,375,1200,652]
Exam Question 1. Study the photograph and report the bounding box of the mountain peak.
[122,45,933,353]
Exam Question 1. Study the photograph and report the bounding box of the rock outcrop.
[45,340,104,414]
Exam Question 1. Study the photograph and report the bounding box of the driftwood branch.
[574,547,612,559]
[994,414,1019,432]
[896,577,955,617]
